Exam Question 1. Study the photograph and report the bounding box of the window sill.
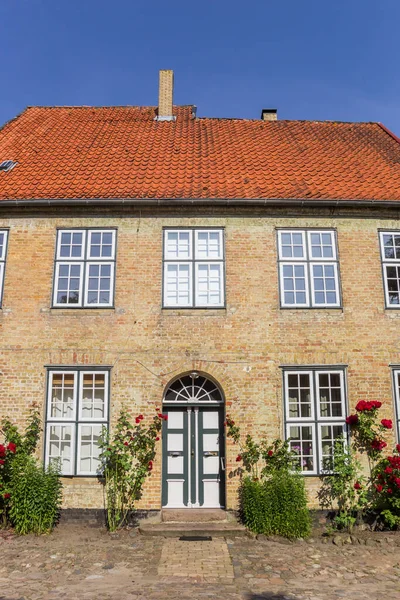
[46,307,115,316]
[162,308,227,317]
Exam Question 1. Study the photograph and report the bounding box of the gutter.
[0,197,400,208]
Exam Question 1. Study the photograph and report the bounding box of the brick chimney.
[261,108,278,121]
[157,70,175,121]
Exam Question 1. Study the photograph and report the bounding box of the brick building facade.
[0,72,400,511]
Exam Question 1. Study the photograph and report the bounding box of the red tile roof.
[0,105,399,201]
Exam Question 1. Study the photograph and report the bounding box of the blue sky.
[1,0,399,134]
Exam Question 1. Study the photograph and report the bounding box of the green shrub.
[9,454,62,535]
[240,472,311,538]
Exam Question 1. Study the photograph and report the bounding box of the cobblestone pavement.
[0,525,399,600]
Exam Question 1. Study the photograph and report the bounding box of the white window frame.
[286,422,317,476]
[392,369,400,442]
[284,368,347,475]
[284,370,315,422]
[380,231,400,308]
[0,230,9,307]
[318,422,347,474]
[45,423,75,476]
[163,228,225,308]
[45,369,109,476]
[76,423,103,476]
[53,229,116,308]
[316,370,346,420]
[277,229,341,308]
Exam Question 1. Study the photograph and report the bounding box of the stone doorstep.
[161,508,230,523]
[139,522,247,538]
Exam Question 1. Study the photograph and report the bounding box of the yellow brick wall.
[0,207,399,510]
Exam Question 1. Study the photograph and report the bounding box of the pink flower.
[381,419,393,430]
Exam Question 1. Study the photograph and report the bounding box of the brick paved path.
[0,525,399,600]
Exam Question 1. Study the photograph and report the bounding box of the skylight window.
[0,160,17,172]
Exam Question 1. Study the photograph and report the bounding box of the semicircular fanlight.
[163,375,223,404]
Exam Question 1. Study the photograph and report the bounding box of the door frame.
[161,404,226,509]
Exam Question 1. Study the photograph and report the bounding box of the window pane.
[383,234,400,260]
[48,425,73,474]
[280,232,304,259]
[0,231,6,260]
[79,425,102,474]
[310,232,334,259]
[50,373,75,419]
[196,231,222,259]
[288,425,314,472]
[165,231,191,259]
[56,263,82,305]
[386,265,400,305]
[86,263,112,305]
[318,372,343,418]
[89,231,114,258]
[320,424,345,472]
[287,373,311,419]
[282,264,307,305]
[81,373,106,420]
[196,263,223,306]
[59,231,84,258]
[165,263,191,306]
[311,264,338,305]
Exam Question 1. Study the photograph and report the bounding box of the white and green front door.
[161,374,225,508]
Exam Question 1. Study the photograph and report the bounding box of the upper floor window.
[163,229,225,308]
[283,368,347,474]
[53,229,116,308]
[277,230,341,308]
[45,368,109,475]
[0,230,8,307]
[379,232,400,307]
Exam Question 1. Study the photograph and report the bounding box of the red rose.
[236,454,242,462]
[139,414,144,420]
[371,439,387,451]
[223,421,227,427]
[135,417,141,424]
[268,450,273,457]
[0,460,4,466]
[163,415,168,421]
[375,484,383,492]
[346,414,359,426]
[148,461,153,471]
[0,445,5,458]
[395,478,400,488]
[381,419,393,429]
[396,444,400,454]
[372,401,382,409]
[158,413,163,419]
[3,493,10,499]
[354,482,362,490]
[6,442,16,454]
[388,488,393,494]
[385,466,393,474]
[123,441,129,446]
[155,437,160,441]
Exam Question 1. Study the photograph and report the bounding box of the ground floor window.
[392,369,400,442]
[45,368,109,476]
[283,367,347,475]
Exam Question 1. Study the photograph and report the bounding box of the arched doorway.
[161,372,225,508]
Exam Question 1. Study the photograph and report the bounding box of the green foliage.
[98,408,162,531]
[9,454,62,535]
[318,439,367,533]
[240,473,311,538]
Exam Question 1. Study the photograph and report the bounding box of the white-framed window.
[163,229,225,308]
[392,369,400,440]
[0,230,9,307]
[379,231,400,307]
[53,229,116,307]
[284,368,347,474]
[45,369,109,475]
[277,230,340,308]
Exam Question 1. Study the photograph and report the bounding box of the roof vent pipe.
[156,70,176,121]
[261,108,278,121]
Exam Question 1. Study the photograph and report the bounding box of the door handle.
[220,457,226,471]
[170,452,181,457]
[204,451,218,457]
